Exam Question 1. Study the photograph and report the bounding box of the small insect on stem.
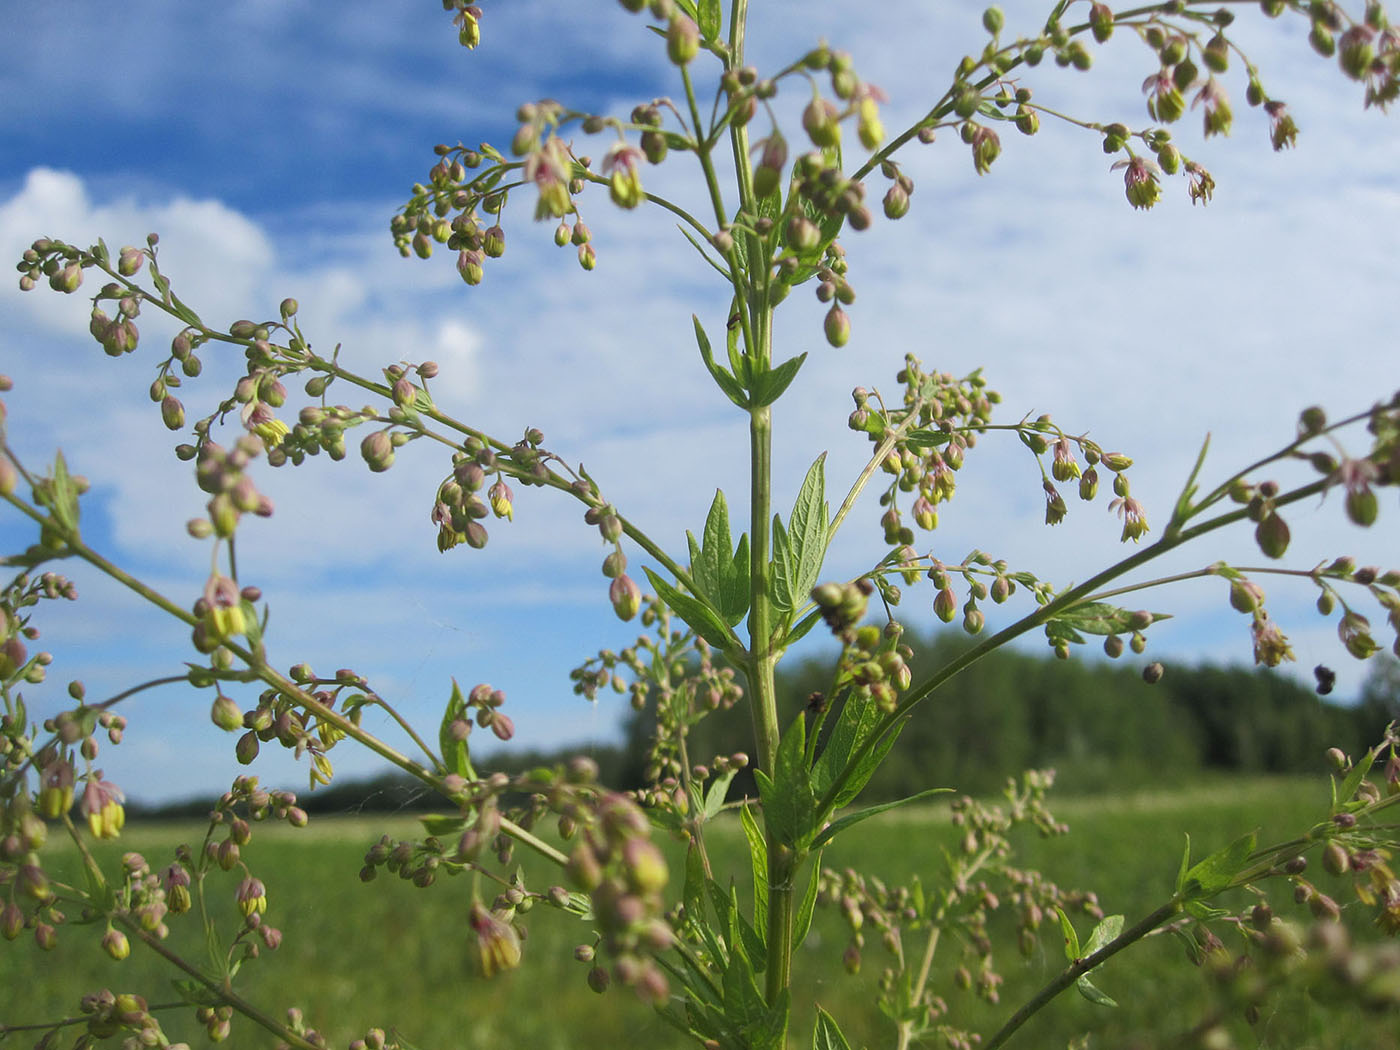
[727,311,740,330]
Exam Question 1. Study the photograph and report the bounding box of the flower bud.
[117,247,144,276]
[803,99,841,149]
[360,430,395,473]
[666,15,700,65]
[1346,486,1378,527]
[160,396,185,431]
[882,184,910,219]
[824,305,850,348]
[610,574,641,622]
[103,928,130,960]
[982,6,1004,34]
[1254,512,1290,559]
[1338,25,1375,80]
[1142,662,1164,685]
[211,695,243,732]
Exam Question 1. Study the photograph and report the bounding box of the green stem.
[983,901,1181,1050]
[115,916,321,1050]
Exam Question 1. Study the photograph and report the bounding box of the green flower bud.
[160,396,185,431]
[666,15,699,65]
[982,6,1004,35]
[787,215,820,252]
[117,247,144,276]
[102,928,130,960]
[934,586,957,623]
[1346,485,1378,527]
[1202,34,1230,73]
[609,574,641,621]
[211,695,243,732]
[1089,2,1113,42]
[1014,104,1039,135]
[1254,512,1290,559]
[824,305,850,348]
[802,99,841,148]
[360,430,395,473]
[1309,22,1336,58]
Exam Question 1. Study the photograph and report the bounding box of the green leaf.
[725,303,746,380]
[692,314,749,409]
[740,801,769,935]
[792,850,822,953]
[821,712,906,812]
[721,944,787,1050]
[770,514,795,614]
[729,883,766,974]
[683,842,713,954]
[643,567,732,649]
[1335,745,1378,811]
[703,767,739,819]
[1083,914,1124,956]
[1075,975,1118,1008]
[722,533,751,627]
[45,451,81,535]
[783,607,822,649]
[1056,907,1081,961]
[787,454,829,601]
[696,0,721,41]
[687,489,750,628]
[903,428,954,449]
[749,352,808,408]
[1180,830,1258,898]
[1174,833,1192,895]
[811,788,952,850]
[688,491,731,607]
[419,814,466,838]
[438,679,473,779]
[775,713,819,849]
[1051,602,1173,638]
[812,1007,853,1050]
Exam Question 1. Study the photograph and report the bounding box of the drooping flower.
[1264,101,1298,151]
[602,141,646,209]
[1192,77,1233,137]
[1251,611,1295,667]
[1142,70,1186,123]
[1111,155,1162,210]
[82,774,126,839]
[241,401,289,449]
[469,902,522,977]
[1185,162,1215,205]
[524,136,574,220]
[1108,496,1149,543]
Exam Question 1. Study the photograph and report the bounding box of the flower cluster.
[817,771,1096,1049]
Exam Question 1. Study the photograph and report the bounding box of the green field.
[3,777,1396,1050]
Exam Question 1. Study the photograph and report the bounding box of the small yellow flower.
[469,902,522,977]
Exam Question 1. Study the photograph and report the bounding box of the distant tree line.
[133,640,1400,818]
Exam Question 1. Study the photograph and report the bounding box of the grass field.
[3,776,1396,1050]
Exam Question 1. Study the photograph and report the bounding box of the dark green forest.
[137,640,1400,818]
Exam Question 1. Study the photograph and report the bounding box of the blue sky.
[2,2,1398,804]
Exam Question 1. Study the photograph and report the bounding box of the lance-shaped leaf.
[643,567,733,650]
[1179,830,1258,898]
[693,314,748,409]
[686,489,751,627]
